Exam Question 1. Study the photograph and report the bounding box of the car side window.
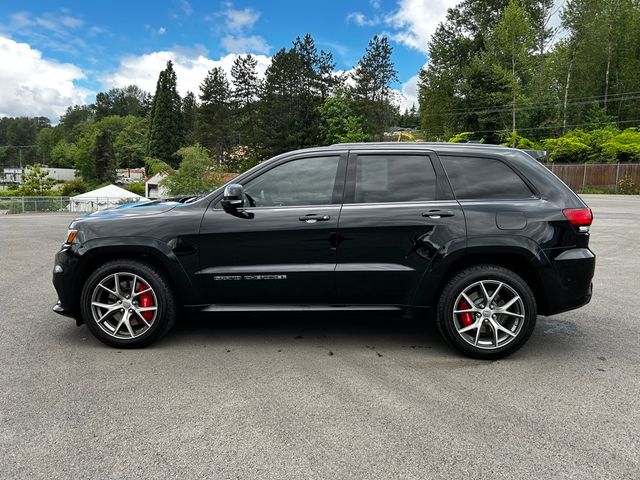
[441,155,534,200]
[243,156,340,207]
[354,154,437,203]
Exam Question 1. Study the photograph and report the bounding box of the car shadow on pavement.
[53,311,584,360]
[156,310,453,352]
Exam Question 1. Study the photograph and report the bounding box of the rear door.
[335,149,466,306]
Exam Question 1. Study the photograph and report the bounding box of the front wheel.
[80,259,177,348]
[436,265,537,359]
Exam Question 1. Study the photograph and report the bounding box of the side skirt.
[199,304,403,313]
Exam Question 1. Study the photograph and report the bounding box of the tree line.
[0,34,401,188]
[2,0,640,191]
[419,0,640,151]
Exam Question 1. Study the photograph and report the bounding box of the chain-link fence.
[0,197,144,214]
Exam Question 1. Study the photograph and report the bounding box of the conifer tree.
[196,67,231,165]
[147,60,183,167]
[94,130,117,184]
[182,91,197,146]
[231,55,261,145]
[352,35,398,140]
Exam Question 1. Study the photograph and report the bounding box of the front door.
[335,150,466,306]
[198,152,347,305]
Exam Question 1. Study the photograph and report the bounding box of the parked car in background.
[52,143,595,358]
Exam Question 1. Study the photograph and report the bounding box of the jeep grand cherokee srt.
[52,143,595,358]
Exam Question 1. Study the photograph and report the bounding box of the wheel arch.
[435,248,549,315]
[74,241,197,315]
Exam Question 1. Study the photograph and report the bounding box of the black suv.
[52,143,595,358]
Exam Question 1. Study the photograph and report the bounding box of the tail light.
[563,208,593,232]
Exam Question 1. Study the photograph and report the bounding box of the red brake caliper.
[458,299,474,327]
[138,282,154,321]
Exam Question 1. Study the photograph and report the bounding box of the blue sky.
[0,0,459,120]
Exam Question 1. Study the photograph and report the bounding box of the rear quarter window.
[441,155,534,200]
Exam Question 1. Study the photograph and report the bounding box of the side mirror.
[221,183,245,211]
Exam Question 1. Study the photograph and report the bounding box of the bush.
[617,174,639,194]
[144,156,171,176]
[161,145,221,195]
[501,131,541,150]
[543,133,591,163]
[60,178,90,196]
[19,164,55,196]
[123,181,146,196]
[448,132,475,143]
[602,129,640,163]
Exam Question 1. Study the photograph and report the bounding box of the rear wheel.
[80,260,177,348]
[436,265,537,359]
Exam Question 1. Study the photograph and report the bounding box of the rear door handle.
[299,214,331,223]
[422,209,455,219]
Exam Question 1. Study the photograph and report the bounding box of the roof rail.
[330,141,508,148]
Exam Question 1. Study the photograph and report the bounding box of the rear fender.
[414,236,551,310]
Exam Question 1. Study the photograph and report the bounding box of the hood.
[82,200,181,219]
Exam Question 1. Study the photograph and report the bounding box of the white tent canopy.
[71,184,148,212]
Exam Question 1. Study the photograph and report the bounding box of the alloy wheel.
[452,279,525,350]
[90,272,158,339]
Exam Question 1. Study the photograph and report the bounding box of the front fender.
[76,236,202,305]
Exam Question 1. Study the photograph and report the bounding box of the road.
[0,194,638,479]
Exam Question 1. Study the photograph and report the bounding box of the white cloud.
[334,68,357,88]
[225,7,260,32]
[346,12,381,27]
[0,11,88,55]
[177,0,193,16]
[0,35,90,120]
[547,0,569,46]
[212,3,269,55]
[102,49,271,97]
[158,27,166,35]
[393,74,420,111]
[386,0,458,53]
[347,0,458,54]
[7,11,84,35]
[221,34,270,54]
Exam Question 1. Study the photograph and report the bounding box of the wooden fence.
[545,163,640,191]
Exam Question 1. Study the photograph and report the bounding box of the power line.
[420,91,640,117]
[422,118,640,138]
[422,90,640,114]
[422,96,640,118]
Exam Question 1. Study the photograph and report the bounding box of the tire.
[80,259,177,348]
[436,265,537,359]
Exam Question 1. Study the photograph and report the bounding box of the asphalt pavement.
[0,194,638,479]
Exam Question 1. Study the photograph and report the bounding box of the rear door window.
[353,154,437,203]
[440,156,534,199]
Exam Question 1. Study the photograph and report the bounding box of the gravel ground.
[0,194,638,479]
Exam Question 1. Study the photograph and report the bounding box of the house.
[1,166,76,185]
[145,173,169,199]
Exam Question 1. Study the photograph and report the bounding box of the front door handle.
[299,214,331,223]
[422,209,455,219]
